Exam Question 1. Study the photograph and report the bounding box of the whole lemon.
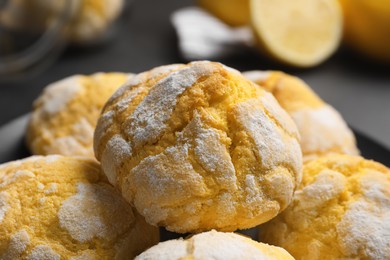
[197,0,250,26]
[340,0,390,62]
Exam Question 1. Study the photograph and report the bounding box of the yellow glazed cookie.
[94,61,302,233]
[0,155,159,259]
[67,0,124,43]
[136,230,294,260]
[259,154,390,259]
[243,70,359,160]
[26,72,131,157]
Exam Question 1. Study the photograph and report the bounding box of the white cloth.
[171,7,254,60]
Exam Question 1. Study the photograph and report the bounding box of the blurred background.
[0,0,389,147]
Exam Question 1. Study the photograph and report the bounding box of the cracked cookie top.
[0,155,159,259]
[27,72,131,157]
[243,70,359,161]
[259,154,390,259]
[94,61,302,233]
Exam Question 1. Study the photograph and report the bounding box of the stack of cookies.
[0,61,388,259]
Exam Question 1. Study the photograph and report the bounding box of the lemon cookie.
[94,61,302,233]
[136,230,294,260]
[243,70,358,160]
[67,0,124,43]
[259,154,390,259]
[0,155,159,259]
[1,0,124,43]
[26,72,131,157]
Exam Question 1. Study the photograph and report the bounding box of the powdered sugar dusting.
[1,229,30,259]
[101,135,132,186]
[44,155,61,163]
[132,142,206,209]
[245,175,263,205]
[0,170,35,188]
[107,74,145,104]
[96,75,147,151]
[291,105,357,155]
[260,92,298,137]
[264,170,295,208]
[135,239,188,260]
[94,110,115,152]
[234,97,301,173]
[109,64,183,102]
[13,170,35,179]
[39,197,46,206]
[215,192,236,225]
[58,183,134,242]
[191,230,272,259]
[40,76,82,114]
[115,87,143,113]
[0,191,9,223]
[26,245,60,260]
[242,70,271,83]
[114,64,184,112]
[100,111,115,129]
[47,137,90,156]
[337,171,390,259]
[295,169,346,211]
[72,117,94,144]
[0,156,41,171]
[44,183,58,194]
[221,64,240,75]
[130,108,240,229]
[149,64,183,78]
[37,183,44,190]
[127,73,135,80]
[128,61,215,149]
[360,171,390,204]
[191,112,236,190]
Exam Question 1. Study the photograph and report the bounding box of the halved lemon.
[250,0,343,67]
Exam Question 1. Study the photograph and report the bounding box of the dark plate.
[1,114,390,241]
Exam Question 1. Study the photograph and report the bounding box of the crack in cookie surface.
[95,61,302,233]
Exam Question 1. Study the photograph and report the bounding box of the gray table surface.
[0,0,389,148]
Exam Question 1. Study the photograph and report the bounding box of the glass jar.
[0,0,126,82]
